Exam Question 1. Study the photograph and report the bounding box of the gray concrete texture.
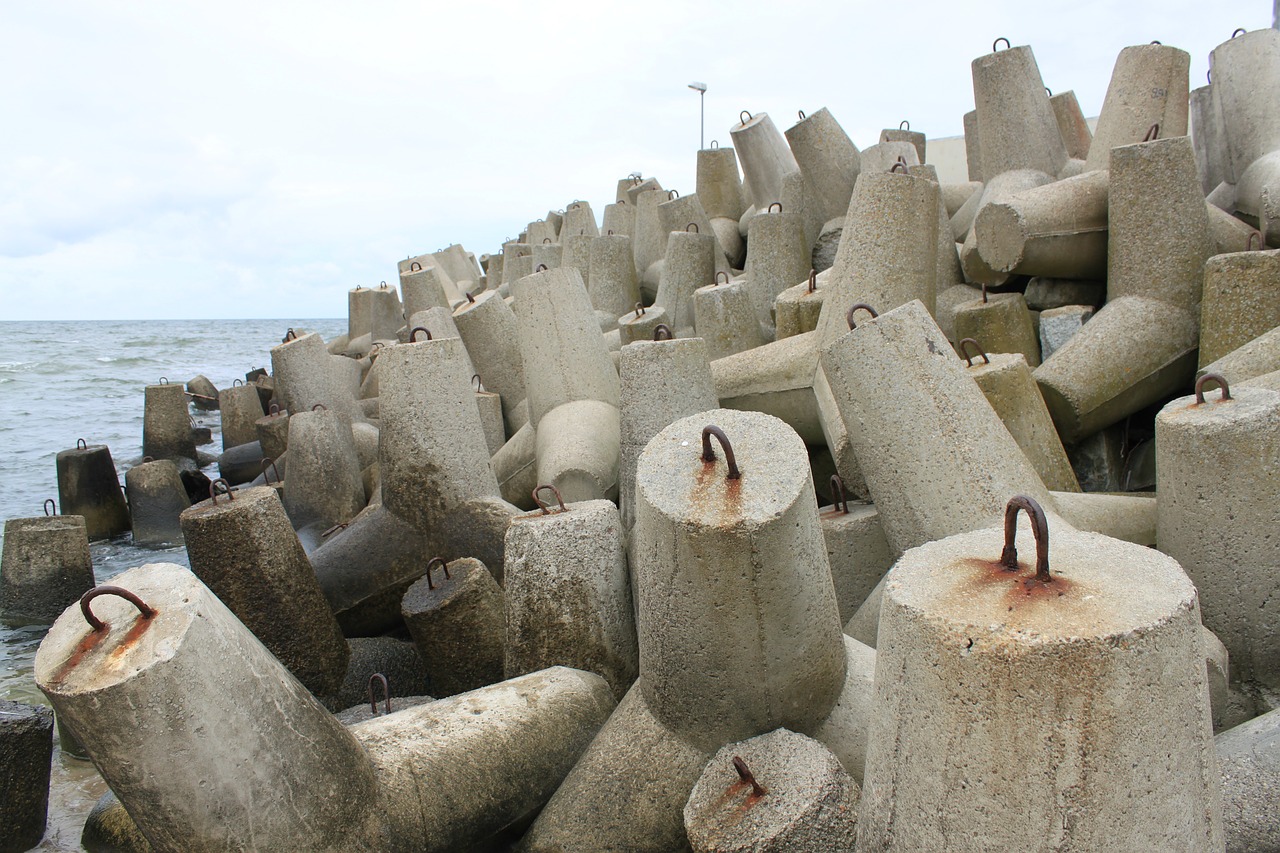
[1217,707,1280,852]
[696,146,747,221]
[1211,29,1280,246]
[785,107,861,224]
[217,382,264,451]
[859,523,1224,852]
[655,229,716,337]
[730,112,800,213]
[971,44,1068,180]
[693,277,767,361]
[504,499,637,699]
[819,500,894,625]
[124,458,191,546]
[55,443,131,541]
[1084,43,1190,172]
[1050,89,1093,160]
[632,408,845,751]
[0,699,54,853]
[1199,247,1280,368]
[142,382,197,462]
[1,515,94,624]
[952,292,1042,367]
[270,331,364,424]
[588,233,642,319]
[282,408,366,529]
[401,556,505,697]
[684,728,860,853]
[181,485,350,696]
[1038,303,1095,360]
[452,288,528,431]
[819,300,1053,556]
[1157,385,1280,689]
[745,204,809,333]
[36,562,382,852]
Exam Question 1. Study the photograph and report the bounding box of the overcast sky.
[0,1,1270,321]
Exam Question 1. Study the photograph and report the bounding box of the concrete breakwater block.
[0,699,54,853]
[1,514,94,624]
[55,441,131,541]
[401,556,505,697]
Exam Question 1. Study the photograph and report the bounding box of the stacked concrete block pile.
[12,25,1280,853]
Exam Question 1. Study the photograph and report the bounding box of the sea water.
[0,317,344,849]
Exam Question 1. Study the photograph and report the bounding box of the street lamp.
[688,81,707,150]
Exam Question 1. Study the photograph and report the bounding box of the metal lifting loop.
[410,326,432,342]
[715,271,729,286]
[76,439,88,450]
[311,403,327,411]
[543,237,552,244]
[1143,123,1160,142]
[981,283,989,304]
[1195,373,1231,404]
[367,673,391,716]
[1233,27,1247,38]
[43,499,57,516]
[710,139,719,149]
[472,374,484,392]
[846,303,879,329]
[653,324,674,341]
[232,378,244,387]
[1150,40,1162,44]
[732,756,767,797]
[1248,232,1262,251]
[1045,87,1052,96]
[900,119,910,130]
[890,162,908,174]
[535,264,548,272]
[829,475,848,514]
[284,328,298,341]
[261,458,281,485]
[1000,495,1051,583]
[798,109,806,120]
[740,110,753,125]
[808,269,817,293]
[701,425,741,480]
[81,585,156,632]
[465,291,476,304]
[686,222,699,233]
[210,478,234,504]
[410,261,422,271]
[958,338,990,367]
[425,557,452,589]
[668,189,680,200]
[993,37,1010,52]
[635,302,646,317]
[532,484,567,515]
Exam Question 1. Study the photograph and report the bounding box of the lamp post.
[688,81,707,149]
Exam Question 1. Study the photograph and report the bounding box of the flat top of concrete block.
[962,350,1025,377]
[509,497,618,527]
[1157,386,1280,433]
[637,408,808,530]
[180,484,275,521]
[0,698,54,731]
[888,524,1197,641]
[400,557,490,611]
[4,515,86,534]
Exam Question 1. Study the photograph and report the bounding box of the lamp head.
[688,81,707,93]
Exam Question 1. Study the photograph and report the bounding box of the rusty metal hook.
[532,484,567,515]
[321,522,348,538]
[261,457,281,485]
[740,110,753,125]
[311,403,327,412]
[668,189,680,200]
[981,283,989,304]
[284,328,298,341]
[76,439,87,450]
[635,302,646,317]
[158,376,168,384]
[410,261,422,271]
[473,374,484,392]
[542,237,552,244]
[81,586,156,632]
[958,338,990,367]
[1233,27,1247,38]
[232,378,244,387]
[710,139,719,149]
[846,303,879,329]
[535,264,548,272]
[1248,232,1262,250]
[808,269,817,293]
[829,475,848,514]
[890,161,908,174]
[1195,373,1231,404]
[1143,123,1160,142]
[732,756,767,797]
[798,109,806,120]
[993,37,1010,52]
[715,271,729,286]
[465,290,476,304]
[653,324,673,341]
[701,425,741,480]
[367,673,391,716]
[269,402,280,415]
[210,478,234,504]
[44,499,57,516]
[686,222,699,233]
[425,557,452,589]
[900,119,910,130]
[410,326,433,342]
[768,202,783,213]
[1000,495,1051,583]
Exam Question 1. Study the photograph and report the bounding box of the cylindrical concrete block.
[561,232,593,289]
[401,557,505,697]
[964,350,1079,491]
[502,242,534,286]
[405,306,477,379]
[453,288,527,431]
[55,442,130,541]
[531,240,562,272]
[633,408,845,751]
[143,382,196,462]
[534,399,620,502]
[818,300,1052,555]
[38,564,380,851]
[684,728,860,853]
[1198,248,1280,367]
[821,500,895,625]
[745,204,809,333]
[814,170,940,350]
[655,229,716,337]
[730,112,801,213]
[504,498,636,699]
[348,284,402,342]
[858,517,1224,852]
[512,266,621,425]
[617,304,669,345]
[963,108,983,181]
[255,409,290,460]
[1050,89,1093,160]
[774,271,825,340]
[632,188,668,278]
[960,168,1054,286]
[125,458,191,546]
[1157,383,1280,689]
[282,409,365,529]
[492,422,539,512]
[181,486,350,695]
[971,43,1068,179]
[952,292,1041,367]
[561,200,599,240]
[1,515,94,624]
[602,200,635,237]
[270,331,363,425]
[785,107,860,224]
[1084,43,1190,172]
[400,263,459,318]
[696,146,747,222]
[693,278,767,361]
[217,382,264,451]
[588,233,641,319]
[0,699,53,853]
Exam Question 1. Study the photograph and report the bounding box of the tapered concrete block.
[1199,248,1280,368]
[504,499,637,699]
[125,458,191,546]
[493,422,539,511]
[282,408,365,529]
[693,276,766,360]
[602,200,635,237]
[589,233,642,319]
[142,382,196,462]
[820,498,894,624]
[181,485,350,695]
[972,43,1068,179]
[453,288,527,432]
[216,382,264,451]
[1084,43,1190,172]
[36,562,381,852]
[655,229,716,338]
[858,514,1224,852]
[617,303,670,345]
[745,203,809,333]
[270,331,363,425]
[348,283,402,342]
[774,269,825,340]
[696,146,747,221]
[55,442,130,541]
[953,292,1041,367]
[400,262,459,318]
[401,557,505,697]
[731,112,801,213]
[1158,383,1280,689]
[1217,708,1280,853]
[1,515,95,624]
[0,700,53,853]
[255,409,290,459]
[1050,89,1092,160]
[786,107,861,223]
